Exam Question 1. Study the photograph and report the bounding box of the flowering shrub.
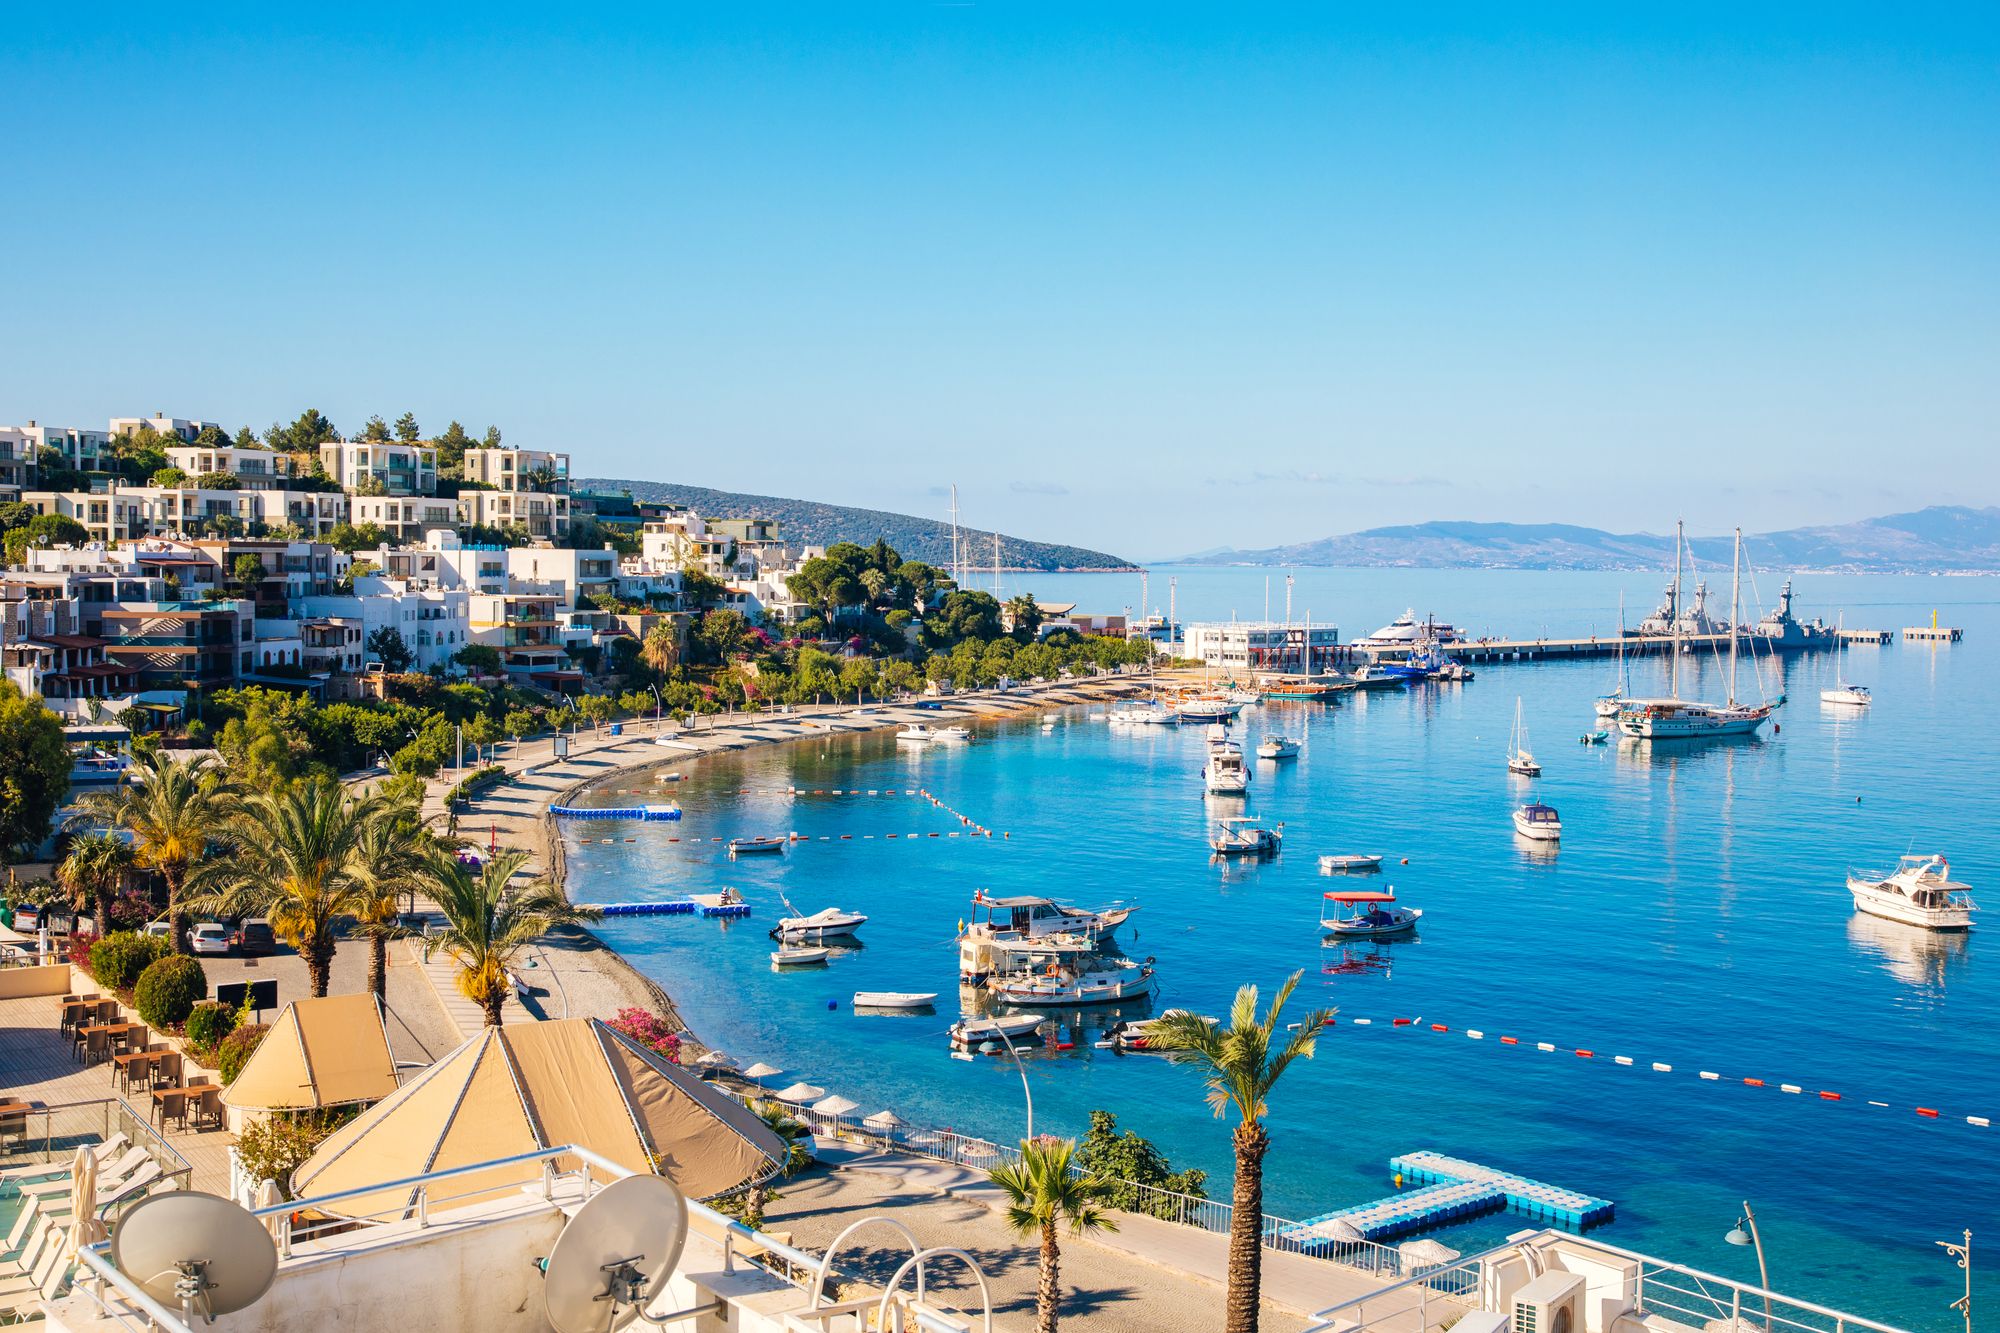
[66,931,99,971]
[608,1007,682,1064]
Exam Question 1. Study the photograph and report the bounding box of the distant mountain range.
[1170,507,2000,574]
[578,478,1137,572]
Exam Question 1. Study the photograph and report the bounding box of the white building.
[349,494,458,543]
[458,488,570,540]
[163,444,300,490]
[2,422,113,477]
[319,440,438,496]
[1181,620,1341,674]
[372,530,508,595]
[461,447,570,492]
[298,579,469,674]
[108,414,222,442]
[505,545,618,608]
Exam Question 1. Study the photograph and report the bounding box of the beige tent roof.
[290,1018,786,1218]
[224,993,400,1112]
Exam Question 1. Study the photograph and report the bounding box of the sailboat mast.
[1617,590,1627,691]
[1729,526,1741,706]
[1671,520,1684,699]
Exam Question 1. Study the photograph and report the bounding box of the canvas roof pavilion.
[223,994,400,1112]
[291,1018,786,1217]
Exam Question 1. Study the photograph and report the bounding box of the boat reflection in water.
[1846,912,1970,993]
[1513,831,1561,862]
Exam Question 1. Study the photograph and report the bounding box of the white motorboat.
[1224,687,1261,706]
[948,1014,1046,1048]
[1359,610,1462,650]
[935,725,971,742]
[1848,855,1976,931]
[1821,685,1872,706]
[852,991,939,1010]
[1319,853,1384,873]
[1346,665,1409,691]
[1618,524,1780,740]
[1175,696,1240,723]
[1257,736,1300,760]
[1210,816,1282,856]
[771,907,868,941]
[897,724,936,743]
[959,928,1095,982]
[770,946,831,966]
[1320,889,1422,937]
[728,836,787,856]
[966,891,1134,944]
[1109,1009,1216,1052]
[989,958,1156,1007]
[1507,698,1541,776]
[1512,803,1562,842]
[1204,744,1250,795]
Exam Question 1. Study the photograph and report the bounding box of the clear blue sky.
[5,5,1995,559]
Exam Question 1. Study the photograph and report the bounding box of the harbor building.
[1181,620,1341,674]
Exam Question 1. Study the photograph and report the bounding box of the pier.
[1279,1152,1613,1248]
[550,803,682,821]
[1441,631,1839,665]
[590,898,751,919]
[1903,625,1962,643]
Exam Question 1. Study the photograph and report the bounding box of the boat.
[948,1014,1045,1048]
[1358,610,1461,650]
[1346,665,1409,691]
[1319,889,1422,937]
[1596,593,1630,718]
[770,907,868,941]
[1210,815,1282,856]
[896,724,936,743]
[1259,676,1345,701]
[1109,1009,1215,1052]
[1751,578,1835,649]
[935,725,972,742]
[959,928,1095,982]
[1821,684,1872,707]
[852,991,939,1010]
[1512,803,1562,841]
[1175,696,1240,723]
[1318,853,1384,873]
[770,946,831,966]
[1256,736,1300,760]
[1507,698,1541,776]
[966,891,1133,944]
[1205,723,1231,745]
[1579,729,1609,745]
[1435,659,1474,682]
[1618,524,1780,740]
[1223,687,1262,706]
[728,836,787,855]
[1847,855,1977,931]
[989,956,1156,1007]
[1204,744,1251,794]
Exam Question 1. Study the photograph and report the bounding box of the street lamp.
[950,1036,1034,1140]
[1725,1202,1772,1330]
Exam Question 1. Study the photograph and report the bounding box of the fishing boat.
[1507,698,1541,776]
[1260,676,1344,701]
[770,946,831,966]
[1848,855,1977,931]
[959,928,1095,983]
[948,1014,1045,1048]
[1204,744,1251,794]
[935,724,972,742]
[1175,696,1239,723]
[1257,736,1301,760]
[1512,803,1562,841]
[728,836,787,856]
[1318,853,1384,873]
[989,956,1156,1007]
[1618,524,1780,740]
[896,723,936,743]
[852,991,939,1010]
[1210,815,1282,856]
[966,891,1133,944]
[770,907,868,941]
[1319,889,1422,937]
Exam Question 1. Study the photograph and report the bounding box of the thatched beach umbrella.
[1400,1238,1461,1267]
[741,1061,783,1082]
[812,1094,860,1119]
[862,1109,907,1130]
[773,1081,827,1104]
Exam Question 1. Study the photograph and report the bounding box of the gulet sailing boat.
[1616,523,1779,739]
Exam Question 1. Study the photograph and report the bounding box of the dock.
[1903,625,1962,643]
[551,803,682,821]
[1443,631,1836,665]
[1279,1152,1613,1249]
[589,899,751,919]
[1838,628,1893,645]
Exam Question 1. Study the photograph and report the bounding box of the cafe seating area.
[54,993,225,1135]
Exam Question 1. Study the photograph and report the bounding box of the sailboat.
[1821,614,1872,706]
[1616,524,1779,740]
[1595,592,1628,718]
[1507,698,1541,776]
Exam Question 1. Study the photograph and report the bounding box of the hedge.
[218,1025,269,1084]
[133,955,207,1028]
[184,1000,238,1056]
[89,932,169,991]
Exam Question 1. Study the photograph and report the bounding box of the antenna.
[111,1192,279,1325]
[541,1175,692,1333]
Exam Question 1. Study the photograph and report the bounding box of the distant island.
[580,478,1138,573]
[1169,506,2000,574]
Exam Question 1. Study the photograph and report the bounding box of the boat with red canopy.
[1319,889,1423,938]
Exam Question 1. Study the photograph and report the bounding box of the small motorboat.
[1318,853,1384,873]
[1175,697,1239,723]
[1821,684,1872,707]
[1204,745,1251,795]
[1513,803,1562,842]
[1257,736,1301,760]
[729,836,787,856]
[1593,695,1624,720]
[1579,730,1609,745]
[1109,1009,1216,1052]
[1320,889,1422,938]
[948,1014,1045,1048]
[989,959,1156,1007]
[1848,854,1976,931]
[771,907,868,941]
[1345,665,1409,691]
[897,724,936,743]
[770,946,831,966]
[1210,816,1282,857]
[935,725,972,742]
[852,991,939,1010]
[1508,697,1541,776]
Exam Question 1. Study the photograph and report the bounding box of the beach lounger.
[92,1162,161,1214]
[19,1147,150,1204]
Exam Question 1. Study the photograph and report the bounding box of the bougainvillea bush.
[608,1007,682,1064]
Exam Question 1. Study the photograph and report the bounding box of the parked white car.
[190,923,232,956]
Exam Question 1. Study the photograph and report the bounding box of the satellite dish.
[542,1175,690,1333]
[111,1191,279,1324]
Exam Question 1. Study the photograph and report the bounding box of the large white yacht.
[1204,743,1251,794]
[1848,854,1977,931]
[1358,609,1461,649]
[1617,523,1779,740]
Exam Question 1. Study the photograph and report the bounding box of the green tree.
[366,626,415,674]
[482,425,502,448]
[232,554,267,588]
[987,1137,1120,1333]
[349,796,429,1001]
[678,565,728,610]
[4,513,91,566]
[503,708,537,742]
[326,520,390,554]
[233,426,261,450]
[0,682,68,855]
[925,590,1004,648]
[454,643,501,675]
[70,751,230,953]
[1076,1110,1208,1217]
[691,609,750,664]
[150,466,190,488]
[639,623,680,679]
[462,712,500,756]
[267,408,340,452]
[433,421,472,477]
[56,831,134,934]
[358,415,392,442]
[418,848,598,1026]
[577,695,617,730]
[1006,594,1046,639]
[1146,974,1333,1333]
[393,412,421,443]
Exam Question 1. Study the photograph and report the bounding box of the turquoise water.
[569,571,1999,1331]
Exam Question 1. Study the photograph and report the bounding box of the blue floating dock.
[1390,1151,1614,1230]
[552,804,681,821]
[1282,1151,1614,1250]
[590,898,751,919]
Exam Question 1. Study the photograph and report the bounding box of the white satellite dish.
[110,1191,279,1324]
[542,1175,691,1333]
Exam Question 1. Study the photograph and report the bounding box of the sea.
[565,567,1999,1331]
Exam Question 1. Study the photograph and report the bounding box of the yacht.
[1210,816,1283,856]
[1821,684,1872,707]
[1359,609,1461,649]
[896,723,936,743]
[1512,803,1562,841]
[1346,664,1410,691]
[965,890,1133,944]
[1320,889,1422,938]
[1618,524,1780,740]
[989,955,1156,1007]
[1204,744,1251,795]
[934,724,972,742]
[1848,855,1976,931]
[769,907,868,942]
[1507,698,1541,776]
[1257,736,1301,760]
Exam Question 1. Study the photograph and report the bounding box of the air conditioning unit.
[1512,1272,1585,1333]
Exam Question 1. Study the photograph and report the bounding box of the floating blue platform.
[1390,1151,1614,1230]
[1281,1151,1614,1250]
[551,804,681,821]
[591,898,751,919]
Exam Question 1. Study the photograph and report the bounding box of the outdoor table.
[113,1051,156,1093]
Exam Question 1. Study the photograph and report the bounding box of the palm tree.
[56,832,133,936]
[987,1136,1119,1333]
[348,797,432,1001]
[1146,973,1333,1333]
[71,750,230,953]
[186,779,382,997]
[418,848,599,1026]
[640,622,680,680]
[739,1101,813,1230]
[1005,594,1045,637]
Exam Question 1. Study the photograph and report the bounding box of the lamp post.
[1936,1230,1971,1333]
[950,1035,1034,1141]
[1724,1202,1773,1330]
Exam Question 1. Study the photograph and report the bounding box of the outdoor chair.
[152,1090,188,1134]
[80,1028,110,1067]
[194,1088,223,1131]
[117,1053,152,1096]
[150,1052,181,1088]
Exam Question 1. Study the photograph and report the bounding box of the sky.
[4,5,1996,560]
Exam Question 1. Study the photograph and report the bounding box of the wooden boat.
[1320,890,1422,938]
[948,1014,1045,1048]
[1210,816,1282,856]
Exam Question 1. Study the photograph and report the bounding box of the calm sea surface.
[568,569,1999,1330]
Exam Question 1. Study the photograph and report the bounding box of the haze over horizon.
[6,5,1995,556]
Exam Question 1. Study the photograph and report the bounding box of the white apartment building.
[1181,620,1342,673]
[319,440,438,496]
[505,545,617,608]
[349,494,458,543]
[164,444,300,490]
[457,488,570,540]
[19,491,149,545]
[2,421,113,475]
[0,428,34,492]
[467,591,569,680]
[298,578,469,673]
[370,529,509,595]
[108,414,222,442]
[461,447,570,492]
